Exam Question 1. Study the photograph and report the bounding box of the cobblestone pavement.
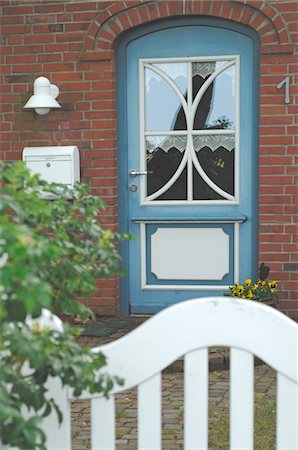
[71,323,276,449]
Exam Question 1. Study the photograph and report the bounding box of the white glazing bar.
[140,55,238,64]
[91,396,115,450]
[187,60,193,128]
[276,373,298,450]
[192,129,236,135]
[138,373,161,450]
[144,129,235,136]
[235,55,240,204]
[140,223,146,289]
[139,60,146,200]
[234,223,240,284]
[230,348,254,450]
[184,348,209,450]
[145,130,188,136]
[143,284,232,291]
[187,61,193,201]
[187,141,193,201]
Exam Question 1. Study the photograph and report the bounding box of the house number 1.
[277,76,290,104]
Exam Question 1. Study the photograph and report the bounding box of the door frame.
[116,17,260,316]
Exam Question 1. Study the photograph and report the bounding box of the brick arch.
[80,0,293,61]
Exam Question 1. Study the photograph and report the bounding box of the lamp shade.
[23,77,61,114]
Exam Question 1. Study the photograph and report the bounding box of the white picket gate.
[2,297,298,450]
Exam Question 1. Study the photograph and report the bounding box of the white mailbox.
[23,146,80,186]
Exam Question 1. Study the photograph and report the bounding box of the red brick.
[65,2,98,12]
[211,1,222,16]
[241,7,254,24]
[260,115,293,125]
[260,135,293,145]
[260,175,293,185]
[260,156,293,165]
[260,234,291,243]
[2,5,33,15]
[259,243,283,253]
[56,31,84,43]
[230,5,242,22]
[127,8,141,26]
[118,12,132,29]
[158,1,170,17]
[201,1,212,15]
[147,3,160,21]
[33,23,64,33]
[23,34,55,44]
[105,20,121,37]
[249,13,266,30]
[2,24,32,35]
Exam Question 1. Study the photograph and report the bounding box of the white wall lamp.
[23,76,61,115]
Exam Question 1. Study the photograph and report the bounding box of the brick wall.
[0,0,297,318]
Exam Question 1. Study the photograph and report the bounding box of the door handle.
[129,169,153,177]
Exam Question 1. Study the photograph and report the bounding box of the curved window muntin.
[139,55,240,205]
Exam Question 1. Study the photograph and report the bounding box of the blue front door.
[117,20,259,314]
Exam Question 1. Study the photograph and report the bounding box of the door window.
[141,58,238,203]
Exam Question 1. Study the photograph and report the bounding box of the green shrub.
[0,161,126,449]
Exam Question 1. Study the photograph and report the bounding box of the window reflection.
[145,67,187,131]
[193,65,235,130]
[194,147,235,200]
[146,136,187,200]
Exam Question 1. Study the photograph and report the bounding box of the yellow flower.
[269,281,277,289]
[246,290,253,299]
[245,279,252,286]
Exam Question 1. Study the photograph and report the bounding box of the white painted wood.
[91,396,115,450]
[87,298,297,395]
[139,58,146,202]
[23,312,71,450]
[143,283,231,291]
[184,348,209,450]
[138,373,161,450]
[230,348,254,450]
[234,55,240,204]
[38,297,297,450]
[277,373,298,450]
[234,222,240,283]
[41,378,71,450]
[151,227,229,280]
[140,55,239,65]
[140,223,146,289]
